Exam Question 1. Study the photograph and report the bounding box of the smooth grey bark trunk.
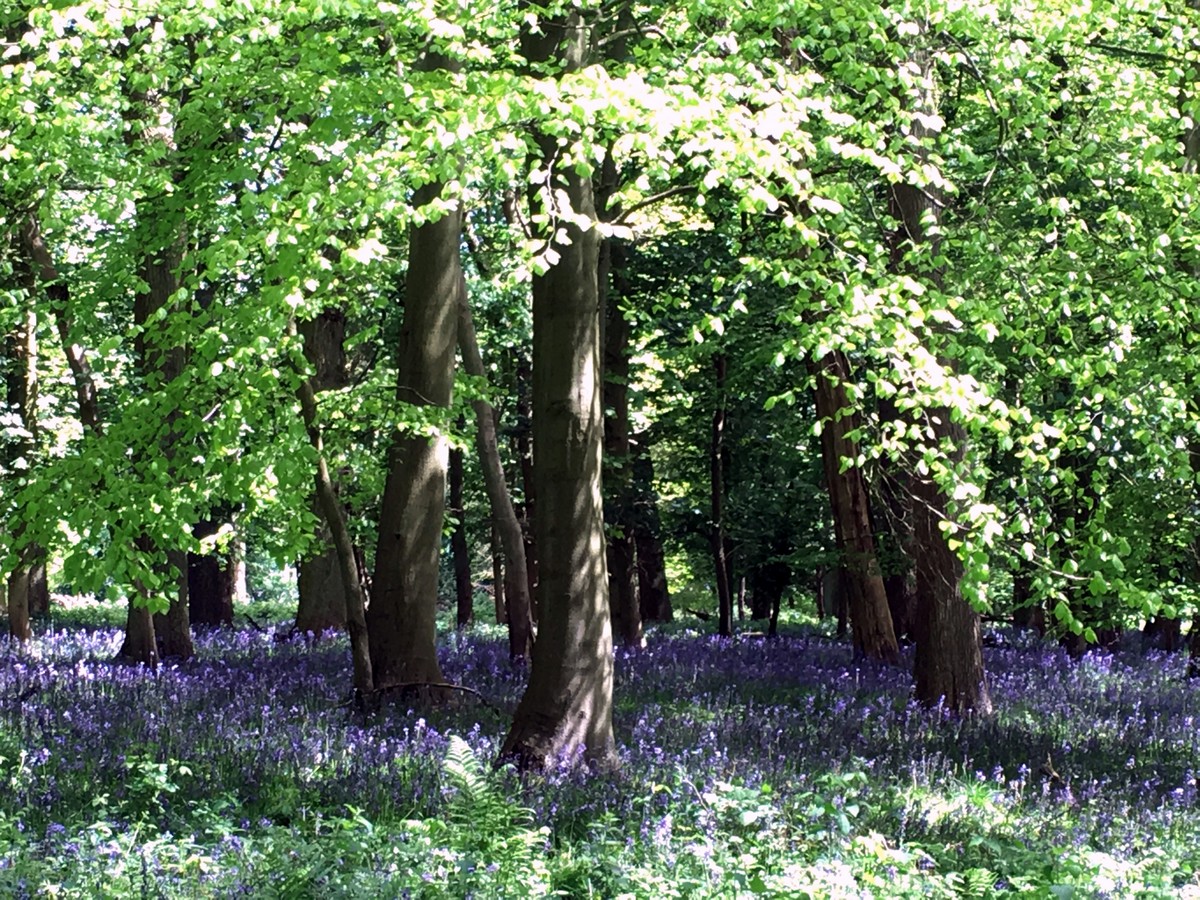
[367,174,461,690]
[500,9,615,770]
[458,297,534,659]
[812,351,899,663]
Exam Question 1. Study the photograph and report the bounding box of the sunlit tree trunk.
[893,44,990,714]
[501,8,615,770]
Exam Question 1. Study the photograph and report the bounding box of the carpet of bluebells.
[1,612,1199,898]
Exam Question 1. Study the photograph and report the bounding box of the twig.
[242,612,267,633]
[613,185,699,226]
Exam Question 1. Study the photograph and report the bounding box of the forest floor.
[1,602,1198,897]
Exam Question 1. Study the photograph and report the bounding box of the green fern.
[439,736,552,894]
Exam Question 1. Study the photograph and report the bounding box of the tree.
[367,169,462,691]
[812,351,899,662]
[458,295,535,660]
[500,7,615,770]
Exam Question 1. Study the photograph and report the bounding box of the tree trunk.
[631,430,672,622]
[1143,616,1182,652]
[812,351,899,663]
[125,76,193,663]
[296,507,349,634]
[188,554,235,627]
[117,602,159,669]
[602,237,643,649]
[1189,616,1200,678]
[500,8,615,770]
[295,308,354,635]
[458,295,534,658]
[514,352,539,616]
[367,171,461,690]
[187,520,235,627]
[296,546,349,633]
[135,232,193,662]
[892,42,989,714]
[293,323,373,697]
[711,354,734,636]
[490,523,508,625]
[1011,567,1045,634]
[449,445,474,629]
[6,568,33,643]
[154,550,193,658]
[4,288,43,642]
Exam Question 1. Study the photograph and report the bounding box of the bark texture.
[500,8,615,770]
[367,176,460,690]
[812,351,899,663]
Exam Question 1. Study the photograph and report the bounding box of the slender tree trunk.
[449,445,474,629]
[500,8,615,770]
[812,351,899,663]
[631,430,672,622]
[514,352,539,616]
[458,295,534,658]
[4,287,41,642]
[123,74,192,663]
[293,323,373,697]
[711,354,734,636]
[296,498,350,634]
[367,170,461,690]
[894,45,990,714]
[491,523,508,625]
[602,238,643,649]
